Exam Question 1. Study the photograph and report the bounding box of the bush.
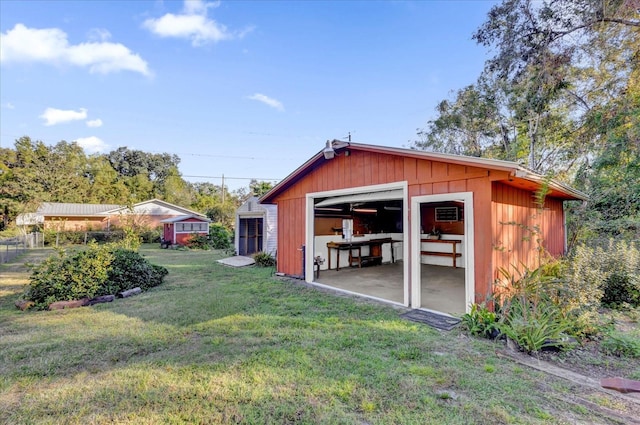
[139,227,162,244]
[601,331,640,358]
[497,295,574,353]
[494,265,574,353]
[209,223,232,250]
[253,251,276,267]
[24,243,168,309]
[461,303,499,339]
[101,249,168,295]
[565,240,640,311]
[600,240,640,308]
[26,244,114,309]
[185,233,211,250]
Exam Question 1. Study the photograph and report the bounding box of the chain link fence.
[0,232,44,264]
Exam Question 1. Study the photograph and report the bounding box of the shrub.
[209,223,232,250]
[564,240,640,312]
[26,244,114,309]
[494,265,574,353]
[101,249,167,295]
[24,243,168,309]
[185,233,211,250]
[461,303,499,339]
[253,251,276,267]
[600,240,640,308]
[497,295,574,353]
[601,331,640,358]
[139,227,162,244]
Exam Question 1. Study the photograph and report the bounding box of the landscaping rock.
[15,299,35,311]
[117,287,142,298]
[89,294,115,305]
[49,298,90,310]
[601,377,640,394]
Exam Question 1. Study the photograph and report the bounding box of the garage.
[259,140,585,315]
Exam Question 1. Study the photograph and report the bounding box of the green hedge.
[24,243,168,309]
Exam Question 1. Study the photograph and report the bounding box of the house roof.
[102,199,207,217]
[160,214,211,224]
[36,202,121,216]
[16,199,207,225]
[260,141,588,203]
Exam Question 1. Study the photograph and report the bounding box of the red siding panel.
[491,182,566,282]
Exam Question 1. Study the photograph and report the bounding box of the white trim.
[411,192,475,313]
[305,181,410,307]
[305,281,407,308]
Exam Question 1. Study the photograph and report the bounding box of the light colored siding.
[264,204,278,255]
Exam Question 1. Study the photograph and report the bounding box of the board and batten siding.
[491,182,566,283]
[271,149,510,301]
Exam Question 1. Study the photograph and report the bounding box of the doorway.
[238,217,264,256]
[411,192,475,315]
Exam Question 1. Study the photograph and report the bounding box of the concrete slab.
[315,262,465,315]
[217,256,255,267]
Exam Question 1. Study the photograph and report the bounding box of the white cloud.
[0,24,151,76]
[40,107,87,126]
[74,136,109,153]
[143,0,242,46]
[86,118,103,128]
[248,93,284,111]
[2,102,15,109]
[87,28,111,42]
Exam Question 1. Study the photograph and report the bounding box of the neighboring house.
[234,196,277,256]
[161,214,211,246]
[260,140,587,314]
[16,199,206,232]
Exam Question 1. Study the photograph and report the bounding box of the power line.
[183,175,281,181]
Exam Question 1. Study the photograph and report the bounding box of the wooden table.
[326,237,400,271]
[420,238,462,268]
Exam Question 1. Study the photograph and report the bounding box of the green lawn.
[0,246,631,424]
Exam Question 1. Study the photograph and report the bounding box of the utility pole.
[221,174,225,203]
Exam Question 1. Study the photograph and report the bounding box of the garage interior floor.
[315,261,466,316]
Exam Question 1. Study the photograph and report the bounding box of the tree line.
[0,136,272,231]
[414,0,639,241]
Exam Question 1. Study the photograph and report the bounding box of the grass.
[0,245,634,424]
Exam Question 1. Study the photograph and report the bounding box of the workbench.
[326,237,400,270]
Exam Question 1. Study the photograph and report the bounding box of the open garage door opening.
[305,184,409,307]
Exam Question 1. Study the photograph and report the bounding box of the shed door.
[239,218,263,256]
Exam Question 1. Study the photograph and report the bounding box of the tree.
[249,180,274,197]
[415,0,639,240]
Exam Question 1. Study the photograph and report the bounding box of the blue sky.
[1,0,496,191]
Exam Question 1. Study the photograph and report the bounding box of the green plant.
[600,240,640,308]
[120,226,142,250]
[209,223,232,250]
[102,249,168,294]
[185,233,211,250]
[497,295,574,353]
[461,303,499,339]
[26,244,114,309]
[139,227,162,244]
[24,243,168,309]
[601,331,640,358]
[253,251,276,267]
[494,265,574,353]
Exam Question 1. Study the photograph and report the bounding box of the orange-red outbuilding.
[260,141,586,314]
